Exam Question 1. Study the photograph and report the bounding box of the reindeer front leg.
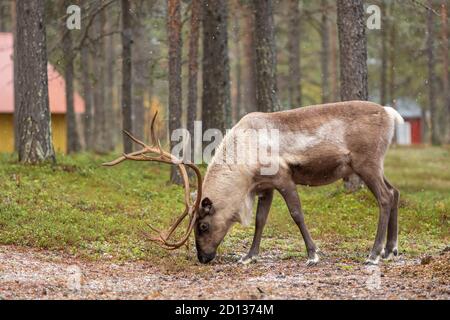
[240,189,274,264]
[278,182,319,266]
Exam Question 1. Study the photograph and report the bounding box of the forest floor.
[0,245,448,299]
[0,146,449,299]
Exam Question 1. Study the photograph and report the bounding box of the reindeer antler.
[103,112,202,250]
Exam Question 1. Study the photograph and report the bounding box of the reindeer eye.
[199,222,209,232]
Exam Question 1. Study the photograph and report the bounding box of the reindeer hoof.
[364,256,380,265]
[239,255,258,265]
[382,248,398,260]
[306,253,320,267]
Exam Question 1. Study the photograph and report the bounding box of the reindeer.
[104,101,404,266]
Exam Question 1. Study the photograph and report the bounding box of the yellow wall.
[0,114,14,153]
[0,114,67,153]
[52,114,67,153]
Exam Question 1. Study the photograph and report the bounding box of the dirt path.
[0,245,448,300]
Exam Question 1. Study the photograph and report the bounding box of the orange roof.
[0,32,85,114]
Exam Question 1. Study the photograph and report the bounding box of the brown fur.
[195,101,401,265]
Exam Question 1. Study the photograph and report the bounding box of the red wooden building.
[394,98,423,145]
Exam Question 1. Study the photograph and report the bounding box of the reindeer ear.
[201,197,212,208]
[201,197,214,215]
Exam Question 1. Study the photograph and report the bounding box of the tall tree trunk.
[93,5,108,154]
[104,19,116,151]
[81,46,94,150]
[132,13,147,143]
[241,3,256,115]
[440,3,450,143]
[202,0,230,133]
[12,0,18,152]
[337,0,368,102]
[232,7,241,124]
[320,0,330,104]
[337,0,368,191]
[187,0,201,162]
[387,0,398,144]
[379,0,388,106]
[287,0,301,108]
[121,0,133,153]
[388,1,396,108]
[62,1,81,154]
[427,0,440,145]
[113,32,122,149]
[253,0,279,112]
[330,12,339,102]
[15,0,55,163]
[168,0,183,183]
[0,1,8,32]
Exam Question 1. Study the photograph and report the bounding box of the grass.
[0,146,448,265]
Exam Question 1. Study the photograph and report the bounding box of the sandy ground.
[0,245,448,300]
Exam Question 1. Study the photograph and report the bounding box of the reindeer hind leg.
[354,167,394,265]
[383,177,399,260]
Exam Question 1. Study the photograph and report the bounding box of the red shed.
[394,98,423,145]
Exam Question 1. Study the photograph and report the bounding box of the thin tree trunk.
[241,3,256,115]
[330,14,339,102]
[81,46,94,150]
[132,12,147,143]
[253,0,279,112]
[232,8,241,124]
[287,0,301,108]
[337,0,368,102]
[187,0,201,162]
[15,0,55,163]
[104,20,116,151]
[388,2,398,144]
[441,3,450,143]
[427,0,440,145]
[93,5,108,154]
[12,0,18,152]
[337,0,367,191]
[62,0,81,153]
[121,0,133,153]
[388,1,396,108]
[0,1,8,32]
[146,64,156,143]
[168,0,183,183]
[379,0,388,106]
[113,30,122,149]
[382,0,398,145]
[202,0,230,133]
[320,0,330,104]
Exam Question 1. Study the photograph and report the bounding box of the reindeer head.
[193,164,253,263]
[194,195,240,263]
[104,113,244,264]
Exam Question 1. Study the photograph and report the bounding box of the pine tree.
[15,0,55,163]
[253,0,279,112]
